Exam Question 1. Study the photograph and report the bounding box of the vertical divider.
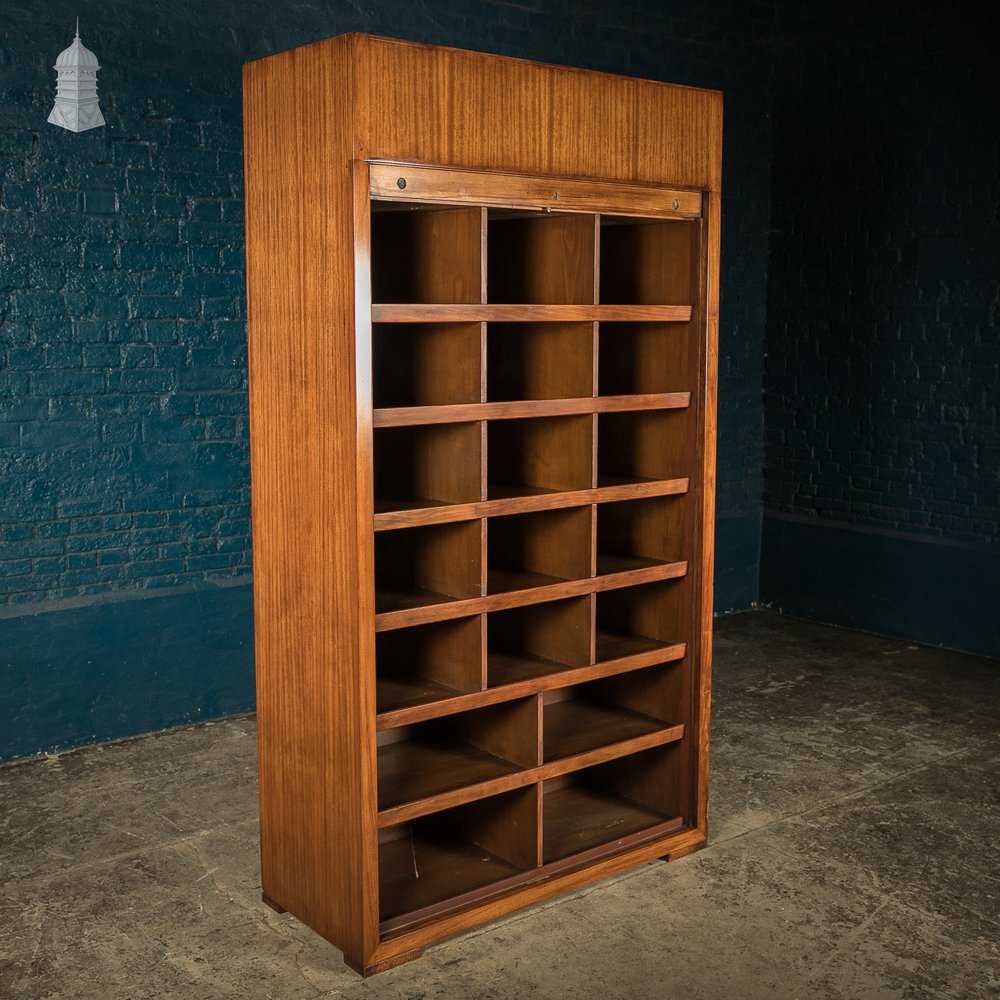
[590,215,601,674]
[532,696,544,868]
[478,207,490,694]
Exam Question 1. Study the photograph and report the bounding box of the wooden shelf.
[377,738,521,813]
[377,638,687,731]
[373,393,690,428]
[543,783,679,864]
[379,831,525,925]
[543,700,671,763]
[372,304,693,323]
[378,824,519,922]
[594,552,669,576]
[374,477,689,531]
[487,649,573,688]
[375,585,458,615]
[377,674,464,715]
[594,629,673,663]
[375,560,688,632]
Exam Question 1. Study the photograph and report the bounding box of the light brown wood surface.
[244,31,720,976]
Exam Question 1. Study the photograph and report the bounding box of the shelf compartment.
[371,204,483,304]
[542,666,682,766]
[542,745,685,863]
[377,697,540,822]
[374,521,482,615]
[598,322,689,396]
[487,322,594,401]
[488,212,595,304]
[488,414,593,498]
[373,323,482,408]
[379,785,541,930]
[374,476,689,531]
[487,596,592,688]
[595,495,688,576]
[598,410,689,483]
[487,507,593,596]
[596,577,689,650]
[374,423,483,516]
[376,616,484,718]
[599,217,695,306]
[372,304,692,323]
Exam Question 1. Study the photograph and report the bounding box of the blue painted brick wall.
[1,8,251,609]
[764,0,1000,545]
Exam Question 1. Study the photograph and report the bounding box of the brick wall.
[1,0,774,758]
[1,10,250,609]
[764,0,999,541]
[761,0,1000,655]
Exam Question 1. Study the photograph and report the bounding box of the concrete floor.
[1,610,998,999]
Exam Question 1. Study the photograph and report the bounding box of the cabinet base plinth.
[262,893,287,914]
[348,949,424,978]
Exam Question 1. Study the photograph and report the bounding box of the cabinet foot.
[348,948,424,977]
[262,893,287,914]
[661,840,707,863]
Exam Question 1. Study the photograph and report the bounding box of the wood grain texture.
[244,31,720,974]
[373,392,691,427]
[351,34,722,191]
[377,639,687,730]
[243,36,378,968]
[371,304,693,323]
[371,162,703,218]
[373,475,690,531]
[376,722,684,829]
[375,559,689,632]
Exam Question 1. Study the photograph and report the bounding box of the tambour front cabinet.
[243,33,721,976]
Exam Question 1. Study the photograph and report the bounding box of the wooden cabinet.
[243,33,721,976]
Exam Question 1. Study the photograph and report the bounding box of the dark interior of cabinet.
[379,785,540,924]
[597,410,689,484]
[374,323,482,407]
[376,616,483,715]
[598,322,688,396]
[542,745,683,863]
[486,596,593,687]
[599,217,693,305]
[542,665,678,763]
[371,204,483,304]
[374,423,483,513]
[374,521,482,613]
[488,211,595,304]
[376,697,538,813]
[487,322,594,401]
[595,495,688,574]
[488,415,594,498]
[487,507,593,593]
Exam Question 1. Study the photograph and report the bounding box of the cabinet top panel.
[243,33,722,191]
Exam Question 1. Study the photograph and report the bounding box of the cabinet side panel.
[243,38,377,964]
[355,35,722,191]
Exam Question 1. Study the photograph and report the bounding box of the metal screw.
[397,177,407,190]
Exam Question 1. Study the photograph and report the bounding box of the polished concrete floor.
[1,611,998,999]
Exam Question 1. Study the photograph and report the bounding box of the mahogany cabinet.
[243,33,721,976]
